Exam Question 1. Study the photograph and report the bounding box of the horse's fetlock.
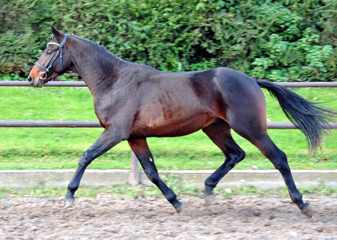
[67,184,78,192]
[166,192,178,204]
[289,192,303,204]
[205,177,216,188]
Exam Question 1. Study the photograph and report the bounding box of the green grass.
[1,86,337,170]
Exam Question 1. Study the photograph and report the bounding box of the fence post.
[129,151,140,185]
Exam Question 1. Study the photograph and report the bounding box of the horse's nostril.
[27,76,33,83]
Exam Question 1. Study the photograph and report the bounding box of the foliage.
[0,0,336,81]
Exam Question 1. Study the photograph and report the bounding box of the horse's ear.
[50,25,64,42]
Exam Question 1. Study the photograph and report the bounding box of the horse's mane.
[71,34,135,66]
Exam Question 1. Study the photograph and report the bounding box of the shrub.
[0,0,336,81]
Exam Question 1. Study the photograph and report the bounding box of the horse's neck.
[70,42,127,94]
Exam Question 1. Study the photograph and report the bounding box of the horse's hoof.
[176,202,185,213]
[204,194,215,206]
[302,202,313,218]
[64,198,75,208]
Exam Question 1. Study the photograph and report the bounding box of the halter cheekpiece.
[34,34,68,82]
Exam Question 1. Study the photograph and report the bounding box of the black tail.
[256,79,336,153]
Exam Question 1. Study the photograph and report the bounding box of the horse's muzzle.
[27,75,44,88]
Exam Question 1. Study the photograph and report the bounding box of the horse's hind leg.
[128,138,185,213]
[215,75,312,217]
[254,135,313,217]
[232,123,313,217]
[202,119,245,204]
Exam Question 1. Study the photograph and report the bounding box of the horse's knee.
[144,168,159,185]
[78,152,93,167]
[226,149,246,168]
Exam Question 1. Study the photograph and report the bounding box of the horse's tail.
[256,79,336,153]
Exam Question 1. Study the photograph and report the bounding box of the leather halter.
[34,34,68,83]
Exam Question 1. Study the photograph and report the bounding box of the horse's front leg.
[128,138,185,213]
[64,128,122,207]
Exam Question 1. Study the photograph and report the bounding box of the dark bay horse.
[28,26,336,218]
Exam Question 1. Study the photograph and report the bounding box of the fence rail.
[0,121,101,128]
[2,81,337,87]
[0,81,87,87]
[1,81,337,129]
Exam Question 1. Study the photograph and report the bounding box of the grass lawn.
[0,85,337,170]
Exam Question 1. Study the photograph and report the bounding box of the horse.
[28,26,336,218]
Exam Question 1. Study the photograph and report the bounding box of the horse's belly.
[130,112,215,138]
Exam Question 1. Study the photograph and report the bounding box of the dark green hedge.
[1,0,336,81]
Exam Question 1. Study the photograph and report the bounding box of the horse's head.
[28,26,72,87]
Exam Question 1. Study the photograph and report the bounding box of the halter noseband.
[34,34,68,83]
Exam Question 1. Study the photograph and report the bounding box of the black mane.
[72,34,134,67]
